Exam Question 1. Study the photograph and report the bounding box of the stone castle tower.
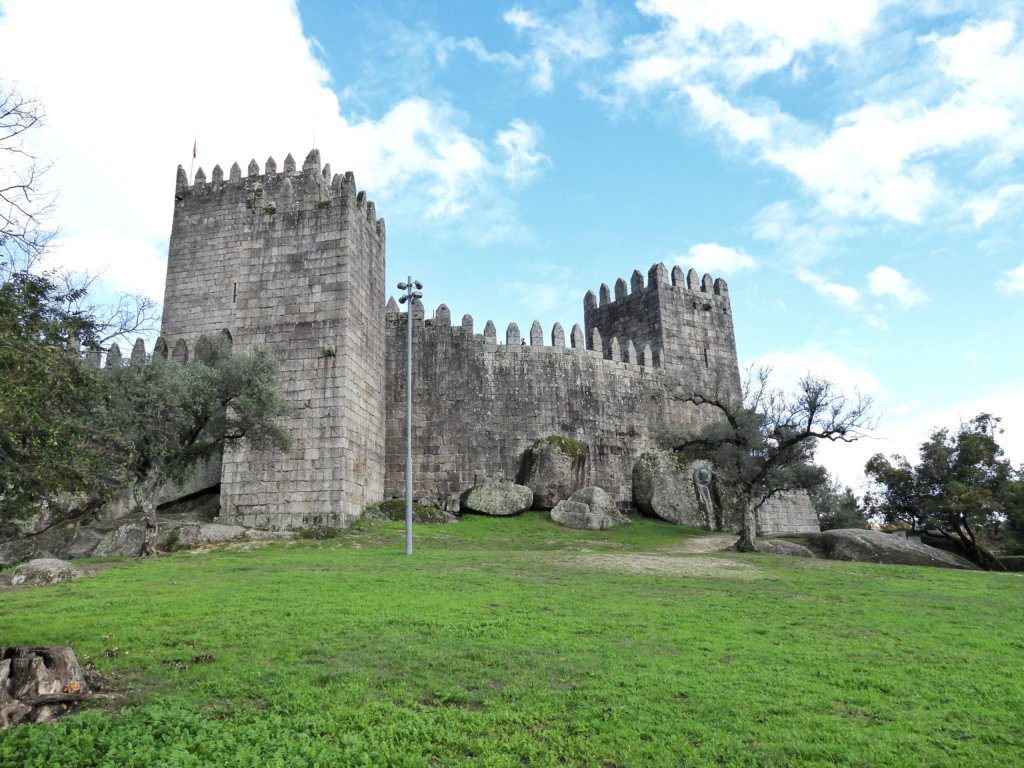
[161,149,780,531]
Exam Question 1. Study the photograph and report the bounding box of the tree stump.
[0,647,90,727]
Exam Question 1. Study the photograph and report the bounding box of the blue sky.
[1,0,1021,486]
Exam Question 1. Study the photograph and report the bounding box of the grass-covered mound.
[1,513,1021,767]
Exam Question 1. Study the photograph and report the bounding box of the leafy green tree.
[0,270,126,522]
[94,335,291,555]
[668,369,873,551]
[808,473,871,530]
[864,413,1023,569]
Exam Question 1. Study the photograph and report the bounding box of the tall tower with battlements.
[583,264,741,405]
[162,150,385,528]
[160,148,762,528]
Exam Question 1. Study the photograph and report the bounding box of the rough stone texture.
[551,486,628,530]
[160,151,743,529]
[91,524,146,558]
[754,539,815,558]
[812,529,974,569]
[163,158,385,530]
[10,559,85,587]
[384,320,721,510]
[584,266,741,402]
[460,482,533,516]
[522,436,588,510]
[173,523,290,547]
[632,452,722,529]
[363,500,458,524]
[756,491,821,535]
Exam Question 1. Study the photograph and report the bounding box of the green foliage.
[1,513,1022,766]
[667,372,870,548]
[365,499,451,524]
[864,413,1024,568]
[94,335,291,486]
[531,436,588,465]
[808,473,871,530]
[0,270,124,519]
[297,525,340,540]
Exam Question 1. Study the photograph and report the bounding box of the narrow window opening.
[233,282,237,302]
[704,347,709,368]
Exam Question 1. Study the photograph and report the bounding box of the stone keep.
[161,150,811,532]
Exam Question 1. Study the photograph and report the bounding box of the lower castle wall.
[383,317,717,509]
[757,491,821,535]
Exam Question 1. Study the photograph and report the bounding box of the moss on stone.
[262,206,277,216]
[365,499,454,524]
[531,435,589,465]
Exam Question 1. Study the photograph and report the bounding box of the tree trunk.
[736,494,757,552]
[1,647,90,728]
[134,474,161,557]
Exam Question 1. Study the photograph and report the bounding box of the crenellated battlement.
[383,300,665,371]
[160,144,744,528]
[174,149,385,239]
[585,262,730,314]
[72,332,234,370]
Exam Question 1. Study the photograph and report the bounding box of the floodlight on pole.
[398,275,422,556]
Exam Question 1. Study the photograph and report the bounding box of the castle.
[157,149,818,534]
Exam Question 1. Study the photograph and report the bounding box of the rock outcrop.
[753,539,814,558]
[551,486,629,530]
[632,452,717,528]
[460,481,533,516]
[812,529,975,569]
[91,523,146,558]
[521,436,588,510]
[10,559,85,587]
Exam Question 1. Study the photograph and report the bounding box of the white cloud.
[446,1,612,93]
[496,120,551,184]
[747,345,882,398]
[0,0,548,304]
[615,11,1024,225]
[674,242,756,275]
[817,385,1024,492]
[618,0,887,91]
[999,262,1024,294]
[751,200,861,265]
[795,268,861,309]
[866,266,928,308]
[965,183,1024,225]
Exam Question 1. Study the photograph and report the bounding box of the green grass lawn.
[1,513,1022,767]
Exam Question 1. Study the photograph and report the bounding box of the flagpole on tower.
[189,138,196,184]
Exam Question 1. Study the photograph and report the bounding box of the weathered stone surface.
[551,486,629,530]
[92,524,146,557]
[632,452,716,528]
[460,482,533,516]
[757,491,820,535]
[754,539,815,558]
[164,150,744,529]
[812,529,974,569]
[363,500,458,524]
[175,524,264,546]
[522,436,588,510]
[10,559,85,587]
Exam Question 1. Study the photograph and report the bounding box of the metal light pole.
[397,277,422,556]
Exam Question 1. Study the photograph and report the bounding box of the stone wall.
[382,309,720,509]
[757,491,821,535]
[162,151,385,529]
[584,264,742,406]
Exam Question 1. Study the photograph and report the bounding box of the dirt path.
[665,534,737,554]
[560,552,757,578]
